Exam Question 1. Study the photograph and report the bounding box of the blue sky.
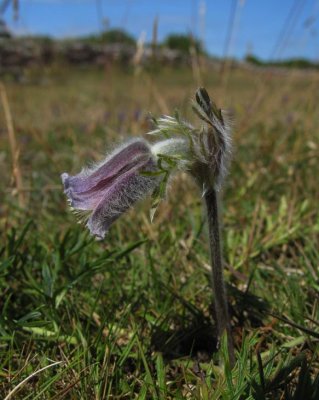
[3,0,319,60]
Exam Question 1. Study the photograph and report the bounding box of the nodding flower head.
[149,87,232,191]
[191,87,232,189]
[61,139,159,239]
[62,88,232,237]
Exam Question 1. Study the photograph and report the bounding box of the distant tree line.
[80,29,204,54]
[245,54,319,70]
[81,29,136,46]
[79,29,317,68]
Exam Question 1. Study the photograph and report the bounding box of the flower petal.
[62,139,159,238]
[86,158,158,238]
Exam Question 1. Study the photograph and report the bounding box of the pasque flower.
[62,88,235,365]
[62,89,231,239]
[61,139,159,239]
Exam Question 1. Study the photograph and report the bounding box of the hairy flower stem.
[205,188,235,367]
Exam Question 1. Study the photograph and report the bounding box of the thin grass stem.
[0,82,25,207]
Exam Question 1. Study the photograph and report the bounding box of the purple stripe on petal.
[62,140,151,196]
[86,158,158,239]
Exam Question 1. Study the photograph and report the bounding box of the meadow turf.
[0,64,318,399]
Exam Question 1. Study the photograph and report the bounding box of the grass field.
[0,63,318,399]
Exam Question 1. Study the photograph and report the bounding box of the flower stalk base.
[204,188,235,367]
